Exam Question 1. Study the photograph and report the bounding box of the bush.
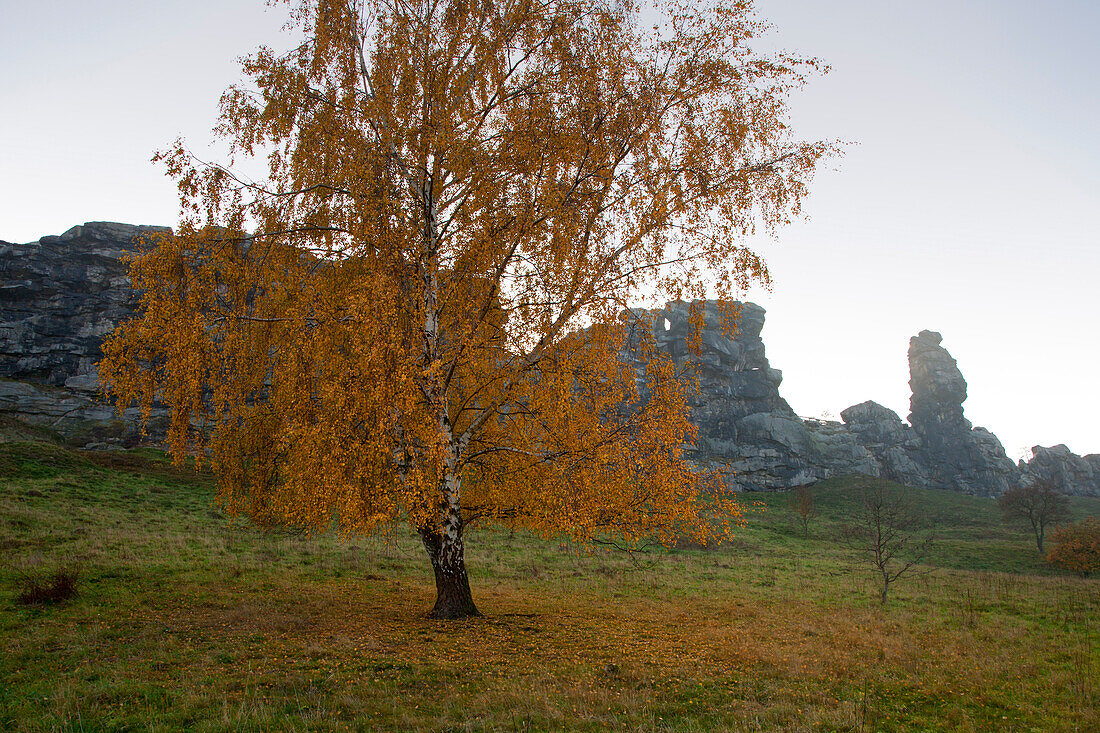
[15,567,81,605]
[1046,517,1100,577]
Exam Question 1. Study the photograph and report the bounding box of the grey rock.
[3,222,1096,495]
[841,335,1026,496]
[841,400,912,447]
[1019,444,1100,497]
[904,330,1019,495]
[628,301,878,491]
[0,222,170,444]
[840,400,928,487]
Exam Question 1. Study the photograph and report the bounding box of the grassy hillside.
[1,441,1096,731]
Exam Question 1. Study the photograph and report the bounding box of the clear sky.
[1,0,1097,461]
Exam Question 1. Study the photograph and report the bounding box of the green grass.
[0,441,1096,731]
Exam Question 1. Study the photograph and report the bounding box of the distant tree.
[99,0,831,618]
[790,484,817,537]
[1046,517,1100,577]
[998,480,1070,553]
[841,479,933,604]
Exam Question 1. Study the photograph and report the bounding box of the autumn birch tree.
[101,0,831,618]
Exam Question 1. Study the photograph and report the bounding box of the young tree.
[1046,517,1100,577]
[841,479,933,604]
[998,480,1070,553]
[101,0,830,618]
[790,484,817,537]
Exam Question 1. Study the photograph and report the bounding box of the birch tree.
[102,0,831,618]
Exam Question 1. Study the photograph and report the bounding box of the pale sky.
[1,0,1097,461]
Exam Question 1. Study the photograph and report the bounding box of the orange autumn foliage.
[1046,517,1100,577]
[100,0,831,617]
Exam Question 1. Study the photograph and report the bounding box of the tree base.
[421,527,480,620]
[427,592,481,620]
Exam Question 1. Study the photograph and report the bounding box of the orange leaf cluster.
[1046,517,1100,577]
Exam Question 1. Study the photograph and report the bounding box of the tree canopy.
[101,0,831,618]
[998,480,1071,554]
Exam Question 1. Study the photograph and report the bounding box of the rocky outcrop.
[0,222,169,445]
[3,223,1098,496]
[903,330,1019,495]
[636,306,1031,495]
[838,332,1020,496]
[632,301,879,491]
[1019,445,1100,497]
[840,400,929,487]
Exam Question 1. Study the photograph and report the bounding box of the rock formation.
[3,222,1098,496]
[0,222,169,446]
[905,330,1019,495]
[838,332,1020,496]
[840,400,929,487]
[630,301,879,491]
[637,312,1021,495]
[1019,445,1100,497]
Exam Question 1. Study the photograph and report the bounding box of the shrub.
[15,567,80,605]
[1046,517,1100,577]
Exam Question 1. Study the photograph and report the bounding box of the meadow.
[1,439,1096,731]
